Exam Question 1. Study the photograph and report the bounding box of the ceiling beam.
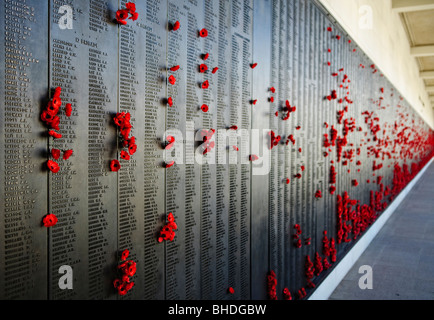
[411,45,434,57]
[421,71,434,79]
[392,0,434,12]
[426,86,434,92]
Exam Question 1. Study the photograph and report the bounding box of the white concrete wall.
[318,0,434,129]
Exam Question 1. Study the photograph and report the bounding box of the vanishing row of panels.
[1,0,432,300]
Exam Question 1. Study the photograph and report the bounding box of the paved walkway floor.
[329,161,434,300]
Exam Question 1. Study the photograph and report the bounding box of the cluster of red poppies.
[113,249,137,296]
[305,255,315,288]
[42,87,74,175]
[268,131,281,150]
[267,270,278,300]
[282,288,292,300]
[158,212,178,243]
[115,2,138,25]
[199,129,216,156]
[41,86,76,228]
[292,224,303,249]
[111,112,137,172]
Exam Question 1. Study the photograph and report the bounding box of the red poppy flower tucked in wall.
[113,249,137,296]
[110,159,121,172]
[42,213,58,228]
[199,28,208,37]
[172,21,180,31]
[158,212,178,242]
[63,149,73,160]
[47,160,60,173]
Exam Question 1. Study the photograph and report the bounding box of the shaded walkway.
[330,161,434,300]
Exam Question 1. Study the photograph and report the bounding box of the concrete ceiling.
[394,0,434,108]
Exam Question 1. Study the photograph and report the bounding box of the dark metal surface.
[0,0,433,300]
[0,0,48,300]
[48,0,119,299]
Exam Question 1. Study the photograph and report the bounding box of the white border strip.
[308,157,434,300]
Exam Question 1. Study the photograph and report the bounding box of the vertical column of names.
[85,0,118,299]
[49,0,88,299]
[118,0,145,299]
[143,0,166,300]
[0,0,48,300]
[268,0,280,290]
[200,0,218,300]
[166,0,188,300]
[215,0,231,300]
[227,0,252,300]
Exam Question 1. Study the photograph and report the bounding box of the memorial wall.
[1,0,433,300]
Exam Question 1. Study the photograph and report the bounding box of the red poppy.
[228,287,235,294]
[168,97,173,107]
[331,90,337,99]
[201,80,209,89]
[46,101,59,116]
[212,67,218,74]
[270,87,276,93]
[65,103,72,117]
[125,2,136,13]
[120,261,137,277]
[165,161,175,168]
[172,21,180,31]
[296,126,301,130]
[120,150,130,160]
[54,86,62,97]
[129,12,139,21]
[269,97,274,103]
[128,143,137,155]
[170,65,180,72]
[286,178,290,184]
[199,28,208,37]
[63,149,73,160]
[41,110,54,124]
[47,160,60,173]
[51,116,60,131]
[110,159,121,172]
[250,63,258,69]
[328,48,331,52]
[51,149,61,160]
[199,64,208,73]
[327,27,332,32]
[165,135,175,150]
[230,125,238,130]
[117,283,129,296]
[48,130,62,139]
[168,75,176,85]
[249,155,259,162]
[315,190,322,198]
[233,146,239,151]
[203,53,209,60]
[121,249,129,261]
[252,99,257,105]
[116,9,129,24]
[42,213,58,227]
[201,104,209,113]
[336,35,341,40]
